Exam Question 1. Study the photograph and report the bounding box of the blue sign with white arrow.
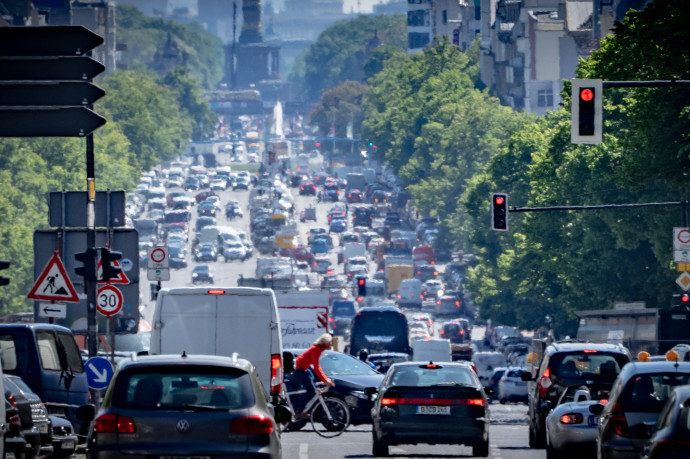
[85,356,114,390]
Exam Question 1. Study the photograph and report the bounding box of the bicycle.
[283,381,350,437]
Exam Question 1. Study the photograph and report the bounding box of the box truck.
[412,339,452,363]
[150,287,284,400]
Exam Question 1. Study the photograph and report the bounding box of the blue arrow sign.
[85,356,114,390]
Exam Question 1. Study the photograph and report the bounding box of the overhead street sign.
[0,82,105,106]
[0,26,104,56]
[0,56,105,81]
[0,107,106,137]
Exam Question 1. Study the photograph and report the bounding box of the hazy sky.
[169,0,387,15]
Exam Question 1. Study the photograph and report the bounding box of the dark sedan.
[371,361,491,457]
[284,350,383,427]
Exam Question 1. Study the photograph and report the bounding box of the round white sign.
[97,285,123,317]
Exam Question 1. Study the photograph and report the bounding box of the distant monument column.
[222,0,281,90]
[239,0,262,44]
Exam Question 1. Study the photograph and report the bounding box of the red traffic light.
[682,294,690,303]
[580,88,594,102]
[358,278,365,286]
[494,196,504,206]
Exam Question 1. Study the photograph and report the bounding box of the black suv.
[522,341,632,449]
[352,206,374,228]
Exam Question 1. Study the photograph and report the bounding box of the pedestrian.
[292,333,336,417]
[358,349,377,370]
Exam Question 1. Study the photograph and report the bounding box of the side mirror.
[76,404,96,422]
[483,387,496,397]
[589,403,604,415]
[365,387,378,397]
[521,371,534,382]
[273,404,293,424]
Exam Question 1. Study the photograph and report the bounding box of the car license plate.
[588,415,599,426]
[38,424,49,434]
[61,440,74,450]
[416,405,450,415]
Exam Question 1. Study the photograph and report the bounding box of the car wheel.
[472,439,490,457]
[546,440,561,459]
[499,398,507,405]
[372,430,389,457]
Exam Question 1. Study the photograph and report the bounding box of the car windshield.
[389,365,477,387]
[551,352,629,386]
[194,265,210,273]
[320,351,379,376]
[111,367,254,410]
[619,371,690,413]
[332,301,356,316]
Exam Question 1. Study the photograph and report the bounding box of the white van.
[396,278,423,309]
[473,351,508,385]
[150,287,284,400]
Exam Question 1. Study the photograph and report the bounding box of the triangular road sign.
[28,253,79,302]
[96,257,130,284]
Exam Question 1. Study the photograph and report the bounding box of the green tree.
[298,14,406,101]
[309,81,369,139]
[115,4,224,89]
[159,67,218,141]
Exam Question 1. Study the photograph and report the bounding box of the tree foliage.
[115,4,224,89]
[461,0,690,336]
[297,14,406,101]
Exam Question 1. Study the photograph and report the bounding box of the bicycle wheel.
[310,396,350,438]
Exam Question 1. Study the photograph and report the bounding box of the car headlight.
[192,273,198,277]
[350,390,370,400]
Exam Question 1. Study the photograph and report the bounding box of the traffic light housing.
[74,248,97,282]
[571,79,602,144]
[675,293,690,308]
[491,193,508,231]
[100,247,122,282]
[357,277,367,297]
[0,260,9,286]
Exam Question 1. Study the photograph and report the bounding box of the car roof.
[116,353,254,373]
[546,341,631,355]
[618,360,690,379]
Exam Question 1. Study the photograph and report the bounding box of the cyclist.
[358,349,377,370]
[292,333,336,418]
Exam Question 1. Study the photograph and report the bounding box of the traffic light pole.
[86,132,98,361]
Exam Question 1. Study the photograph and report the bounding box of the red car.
[195,190,218,203]
[276,246,315,264]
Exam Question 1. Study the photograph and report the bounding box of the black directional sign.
[0,82,105,106]
[0,26,107,137]
[0,56,105,81]
[0,108,106,137]
[0,26,104,56]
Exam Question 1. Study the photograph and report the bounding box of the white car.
[223,241,247,261]
[422,279,444,299]
[497,366,529,404]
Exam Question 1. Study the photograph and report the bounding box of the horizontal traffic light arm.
[508,201,685,213]
[601,80,690,88]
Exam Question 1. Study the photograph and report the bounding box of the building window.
[475,6,480,20]
[408,32,430,49]
[537,88,553,107]
[408,9,426,27]
[443,10,448,24]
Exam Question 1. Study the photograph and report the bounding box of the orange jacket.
[295,345,328,383]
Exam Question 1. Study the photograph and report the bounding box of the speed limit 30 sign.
[97,284,123,317]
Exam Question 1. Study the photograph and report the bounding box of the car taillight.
[8,394,16,407]
[538,367,552,399]
[9,414,21,426]
[381,395,399,405]
[329,317,334,322]
[560,413,584,424]
[93,413,136,433]
[230,415,274,434]
[270,353,282,396]
[609,401,630,437]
